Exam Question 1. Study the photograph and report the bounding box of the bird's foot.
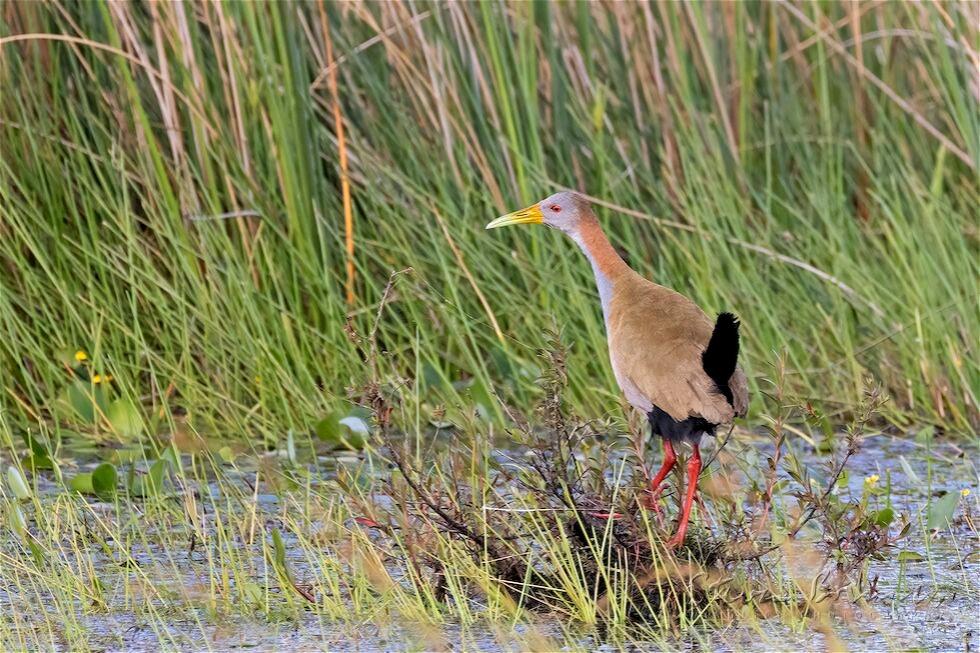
[642,483,669,512]
[665,532,685,549]
[641,488,668,528]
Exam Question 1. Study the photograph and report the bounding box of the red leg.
[643,439,677,511]
[666,444,702,548]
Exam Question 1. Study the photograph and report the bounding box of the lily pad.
[315,412,370,450]
[57,380,109,424]
[69,463,119,501]
[20,432,52,471]
[148,458,169,493]
[160,444,183,474]
[107,400,143,438]
[217,446,235,463]
[337,416,370,449]
[21,453,54,472]
[926,490,960,531]
[7,503,27,537]
[348,406,373,421]
[129,459,170,498]
[314,413,342,442]
[873,507,894,527]
[69,472,94,494]
[6,466,31,501]
[92,463,118,499]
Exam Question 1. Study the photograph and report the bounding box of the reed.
[0,1,976,444]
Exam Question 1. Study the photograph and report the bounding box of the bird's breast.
[610,354,653,414]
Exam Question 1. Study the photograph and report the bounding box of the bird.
[486,191,748,548]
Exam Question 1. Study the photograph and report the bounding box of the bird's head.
[485,191,590,234]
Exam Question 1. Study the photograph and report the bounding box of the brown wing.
[608,276,745,424]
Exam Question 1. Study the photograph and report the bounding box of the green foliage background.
[1,1,977,440]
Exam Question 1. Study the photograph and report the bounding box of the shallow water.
[739,435,977,652]
[2,433,976,652]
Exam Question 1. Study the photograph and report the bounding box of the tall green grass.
[1,1,977,440]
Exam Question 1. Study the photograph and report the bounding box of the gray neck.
[569,231,614,328]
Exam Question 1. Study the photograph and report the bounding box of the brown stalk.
[317,2,356,306]
[445,4,506,208]
[683,2,739,161]
[49,1,99,81]
[641,3,681,197]
[849,0,871,222]
[207,1,260,280]
[613,5,647,172]
[722,2,740,149]
[787,383,882,539]
[309,9,434,90]
[211,1,251,179]
[148,1,183,172]
[367,267,413,383]
[308,4,505,210]
[387,444,487,549]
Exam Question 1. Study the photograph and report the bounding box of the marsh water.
[3,433,977,652]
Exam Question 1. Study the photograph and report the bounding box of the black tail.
[702,312,740,405]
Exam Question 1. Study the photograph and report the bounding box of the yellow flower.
[962,489,971,497]
[91,374,113,384]
[74,350,88,362]
[864,474,880,486]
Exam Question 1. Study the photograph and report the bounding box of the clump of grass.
[336,334,919,638]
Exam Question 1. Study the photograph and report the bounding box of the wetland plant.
[347,333,919,633]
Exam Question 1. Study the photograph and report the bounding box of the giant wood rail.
[487,192,748,547]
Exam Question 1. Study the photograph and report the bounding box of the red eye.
[549,204,561,212]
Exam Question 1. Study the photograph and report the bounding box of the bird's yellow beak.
[485,204,543,230]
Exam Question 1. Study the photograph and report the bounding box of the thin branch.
[787,384,882,539]
[387,445,487,548]
[367,267,413,381]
